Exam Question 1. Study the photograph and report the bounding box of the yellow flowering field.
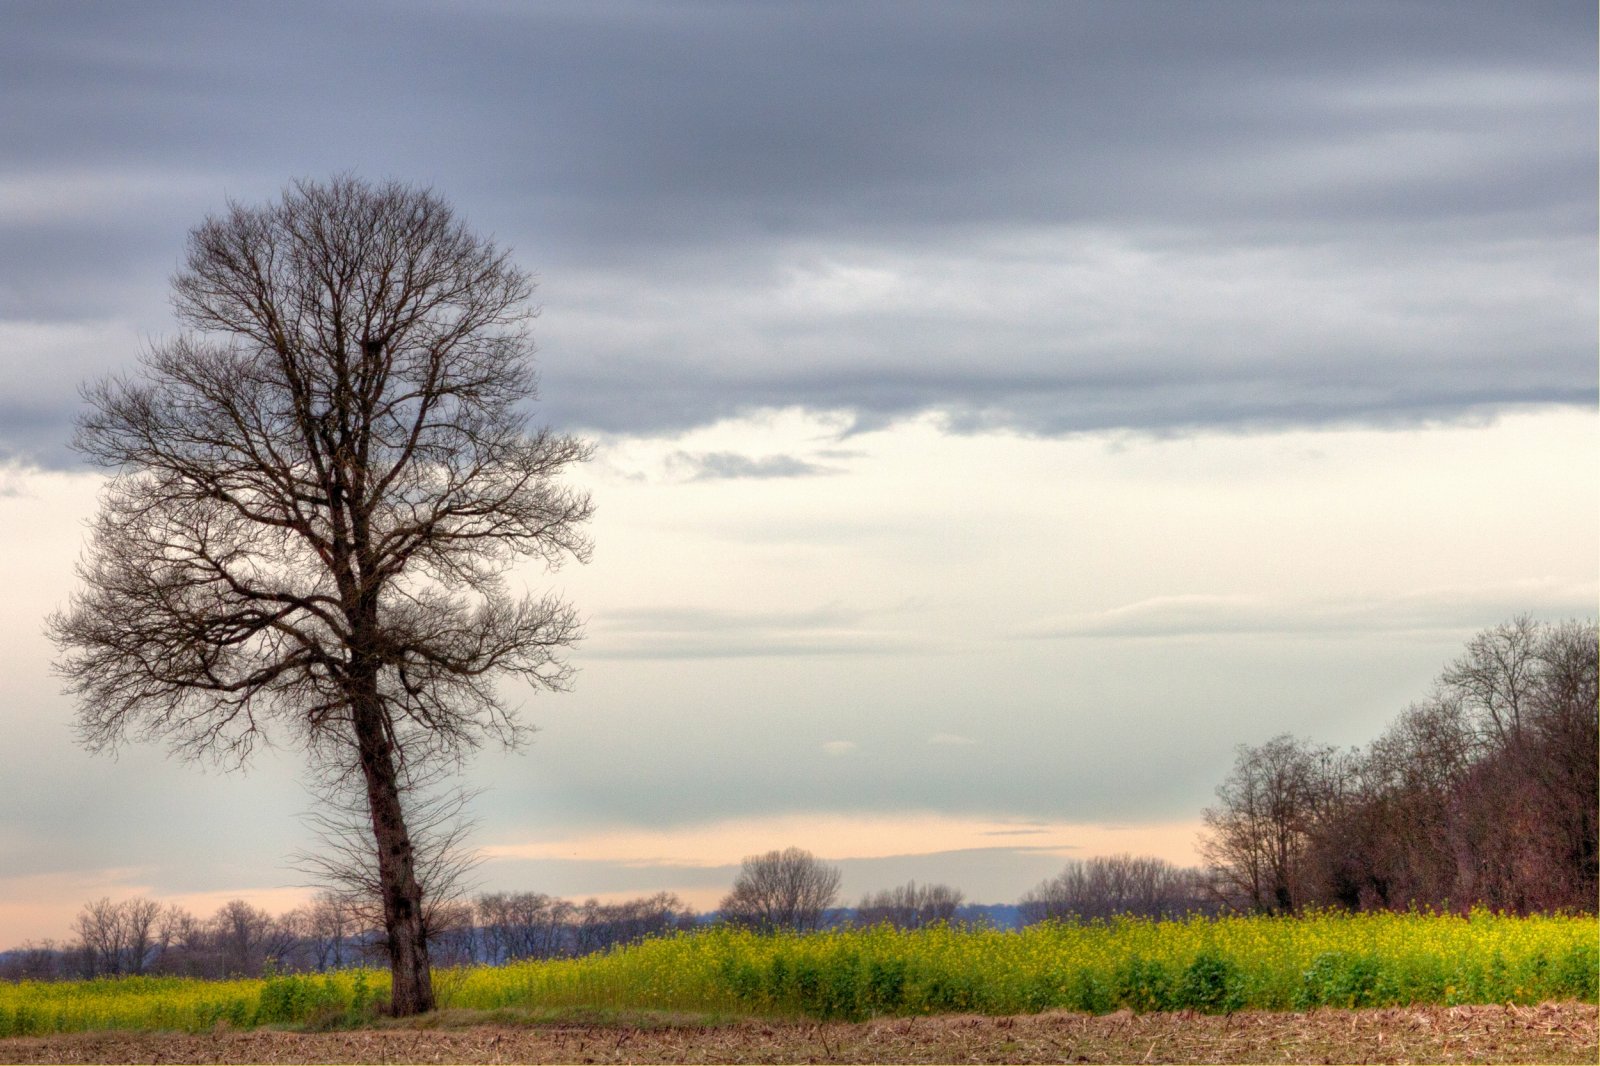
[2,910,1594,1036]
[0,967,385,1037]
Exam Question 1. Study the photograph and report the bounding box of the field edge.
[0,999,1595,1064]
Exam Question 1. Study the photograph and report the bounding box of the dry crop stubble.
[0,1002,1596,1064]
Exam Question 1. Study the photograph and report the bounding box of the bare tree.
[66,897,161,976]
[301,891,357,972]
[1018,855,1204,924]
[422,900,479,967]
[120,897,162,976]
[292,762,484,960]
[72,898,125,977]
[152,904,212,977]
[1441,616,1598,908]
[0,940,64,982]
[857,881,965,929]
[572,893,690,954]
[211,899,289,976]
[476,891,575,962]
[719,847,842,933]
[1199,735,1344,914]
[53,172,598,1005]
[47,176,592,1013]
[1205,618,1597,916]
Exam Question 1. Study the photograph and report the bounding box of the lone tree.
[48,176,592,1014]
[719,847,842,932]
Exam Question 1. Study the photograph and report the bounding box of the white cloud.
[1022,582,1599,641]
[821,740,858,757]
[583,603,918,660]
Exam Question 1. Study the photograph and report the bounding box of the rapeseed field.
[1,910,1594,1036]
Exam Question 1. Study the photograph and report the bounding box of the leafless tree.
[120,897,162,976]
[212,898,295,976]
[1302,696,1478,912]
[70,896,161,977]
[1441,616,1598,908]
[571,893,690,954]
[72,898,124,977]
[1018,855,1205,924]
[292,761,484,963]
[47,177,592,1013]
[422,901,479,967]
[476,891,574,962]
[151,904,212,977]
[1208,617,1597,916]
[857,881,965,929]
[299,891,358,972]
[719,847,841,933]
[0,940,64,982]
[1199,735,1344,914]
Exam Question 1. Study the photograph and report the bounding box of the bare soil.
[1,1001,1594,1064]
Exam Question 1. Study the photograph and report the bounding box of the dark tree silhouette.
[857,881,965,929]
[1199,618,1597,915]
[1199,735,1343,914]
[719,847,842,932]
[1018,855,1208,924]
[48,176,592,1014]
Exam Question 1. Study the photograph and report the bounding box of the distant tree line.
[0,890,700,982]
[1018,854,1218,924]
[3,897,304,982]
[1200,617,1597,915]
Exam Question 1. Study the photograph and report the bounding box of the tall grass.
[2,910,1594,1036]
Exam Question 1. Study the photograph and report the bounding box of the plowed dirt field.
[0,1001,1594,1064]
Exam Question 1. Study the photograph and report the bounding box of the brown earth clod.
[0,1001,1595,1064]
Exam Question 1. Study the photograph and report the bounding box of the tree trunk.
[351,684,435,1015]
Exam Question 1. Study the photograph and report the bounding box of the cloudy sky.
[1,1,1595,948]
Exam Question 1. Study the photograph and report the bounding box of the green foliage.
[1296,951,1384,1009]
[255,973,347,1025]
[1116,956,1175,1013]
[1177,950,1245,1013]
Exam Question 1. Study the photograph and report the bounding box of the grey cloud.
[3,1,1594,465]
[670,451,837,481]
